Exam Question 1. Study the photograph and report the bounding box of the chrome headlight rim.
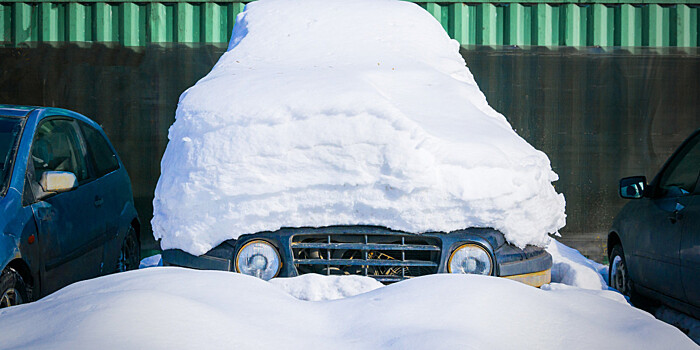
[447,243,494,276]
[234,240,282,280]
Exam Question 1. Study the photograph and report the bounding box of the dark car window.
[78,121,119,178]
[0,117,23,196]
[31,119,89,182]
[658,134,700,195]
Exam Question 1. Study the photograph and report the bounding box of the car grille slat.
[293,259,438,267]
[291,233,441,283]
[291,242,440,251]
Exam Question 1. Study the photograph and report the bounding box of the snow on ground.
[152,0,566,256]
[0,268,695,350]
[656,306,700,344]
[546,238,609,290]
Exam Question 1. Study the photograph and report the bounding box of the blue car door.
[632,133,700,301]
[77,121,124,272]
[27,118,104,295]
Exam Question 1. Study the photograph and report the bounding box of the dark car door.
[680,191,700,307]
[631,132,700,302]
[27,118,105,295]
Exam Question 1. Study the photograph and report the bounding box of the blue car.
[609,129,699,318]
[0,105,140,308]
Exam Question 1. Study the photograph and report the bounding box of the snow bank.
[152,0,566,255]
[270,274,383,301]
[546,239,609,290]
[0,268,694,350]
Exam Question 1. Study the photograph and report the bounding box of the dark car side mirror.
[619,176,646,199]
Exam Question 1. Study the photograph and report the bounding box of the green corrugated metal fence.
[0,0,698,47]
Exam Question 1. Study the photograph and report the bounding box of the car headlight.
[448,243,493,275]
[235,240,281,280]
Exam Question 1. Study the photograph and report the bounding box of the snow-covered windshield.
[0,116,23,196]
[153,0,566,256]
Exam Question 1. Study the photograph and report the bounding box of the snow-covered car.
[155,0,566,287]
[0,105,140,308]
[609,128,699,317]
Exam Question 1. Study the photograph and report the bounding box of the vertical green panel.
[550,5,560,45]
[138,3,146,45]
[523,4,532,45]
[562,4,582,46]
[495,5,504,45]
[67,3,86,42]
[508,3,525,45]
[121,2,140,46]
[446,3,454,39]
[607,5,615,46]
[218,3,228,44]
[425,3,447,32]
[192,3,201,43]
[660,4,670,47]
[533,4,553,46]
[13,2,35,44]
[176,2,193,43]
[94,2,113,42]
[451,3,466,45]
[477,3,497,45]
[578,5,587,46]
[674,5,691,47]
[664,6,678,46]
[85,4,93,41]
[227,2,245,42]
[39,3,59,42]
[202,2,222,43]
[0,4,9,42]
[618,4,639,47]
[109,3,119,42]
[466,4,477,45]
[646,4,663,46]
[148,2,166,43]
[691,5,698,47]
[590,4,610,46]
[165,3,174,43]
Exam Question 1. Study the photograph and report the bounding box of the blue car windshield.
[0,117,24,196]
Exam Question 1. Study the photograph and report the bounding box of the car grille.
[291,233,441,283]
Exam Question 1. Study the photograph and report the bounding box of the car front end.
[163,225,552,287]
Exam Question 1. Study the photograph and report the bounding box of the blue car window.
[78,121,119,178]
[31,119,89,183]
[658,134,700,195]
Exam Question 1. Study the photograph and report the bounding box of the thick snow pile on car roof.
[152,0,566,255]
[0,269,695,349]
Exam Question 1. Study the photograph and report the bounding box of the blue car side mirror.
[619,176,646,199]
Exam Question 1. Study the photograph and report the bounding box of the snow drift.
[152,0,566,255]
[0,269,694,350]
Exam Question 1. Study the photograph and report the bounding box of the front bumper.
[163,225,552,287]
